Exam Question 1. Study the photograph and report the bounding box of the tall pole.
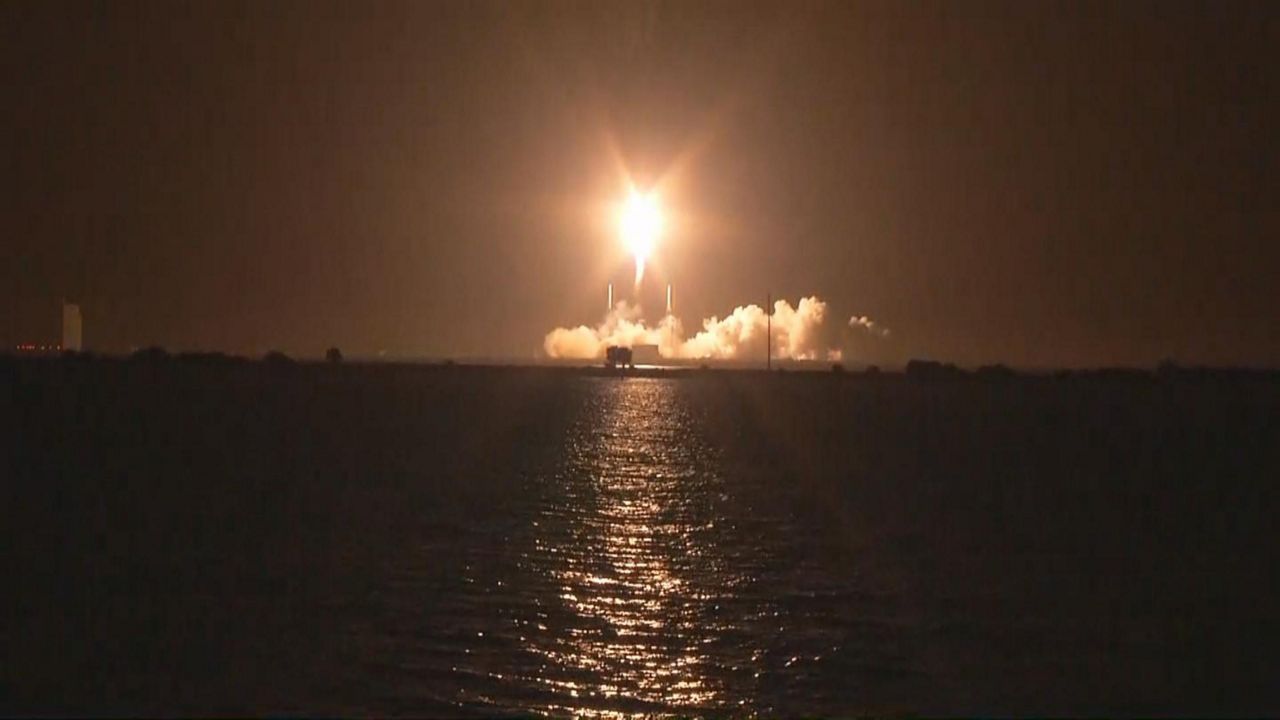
[766,292,772,371]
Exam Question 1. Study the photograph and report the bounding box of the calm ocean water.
[358,377,882,717]
[320,375,1278,716]
[6,367,1279,715]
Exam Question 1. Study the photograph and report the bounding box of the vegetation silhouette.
[176,351,244,366]
[975,363,1016,381]
[905,358,967,380]
[262,351,296,369]
[129,346,170,363]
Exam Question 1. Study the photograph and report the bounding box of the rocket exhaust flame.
[620,191,661,288]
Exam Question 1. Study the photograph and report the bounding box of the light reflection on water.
[518,377,752,716]
[353,376,870,717]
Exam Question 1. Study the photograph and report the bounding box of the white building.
[62,302,82,352]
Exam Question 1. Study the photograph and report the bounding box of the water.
[361,378,873,717]
[5,366,1279,715]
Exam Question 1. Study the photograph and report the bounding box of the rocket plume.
[619,191,661,287]
[544,295,843,361]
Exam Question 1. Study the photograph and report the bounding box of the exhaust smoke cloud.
[849,314,890,338]
[544,296,847,362]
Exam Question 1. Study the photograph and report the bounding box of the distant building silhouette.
[605,346,633,369]
[62,302,82,352]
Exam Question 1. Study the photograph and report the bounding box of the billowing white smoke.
[544,296,841,361]
[849,314,890,338]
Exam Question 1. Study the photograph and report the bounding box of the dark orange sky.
[3,0,1276,366]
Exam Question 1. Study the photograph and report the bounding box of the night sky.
[4,0,1276,366]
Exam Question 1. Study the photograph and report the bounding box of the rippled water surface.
[353,378,884,716]
[7,367,1280,715]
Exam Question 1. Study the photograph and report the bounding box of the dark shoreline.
[6,351,1279,383]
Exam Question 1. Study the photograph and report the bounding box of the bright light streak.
[619,191,662,285]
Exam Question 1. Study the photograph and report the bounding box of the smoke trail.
[543,296,840,361]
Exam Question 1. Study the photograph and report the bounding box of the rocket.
[608,282,613,311]
[666,283,672,314]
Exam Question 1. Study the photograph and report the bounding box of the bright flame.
[619,191,662,285]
